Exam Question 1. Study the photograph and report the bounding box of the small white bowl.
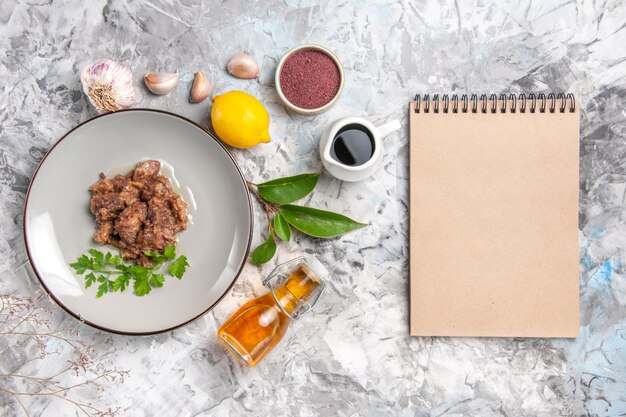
[275,44,344,115]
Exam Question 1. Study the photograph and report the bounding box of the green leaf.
[163,245,177,260]
[134,277,152,296]
[88,249,104,265]
[279,205,367,238]
[127,265,148,277]
[110,255,124,267]
[273,213,291,241]
[70,255,92,274]
[84,272,96,288]
[256,173,321,204]
[144,251,166,264]
[111,275,130,292]
[149,273,165,288]
[168,256,189,279]
[145,245,177,264]
[251,235,276,265]
[96,281,110,298]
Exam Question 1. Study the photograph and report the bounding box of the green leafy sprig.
[247,173,367,264]
[70,244,189,298]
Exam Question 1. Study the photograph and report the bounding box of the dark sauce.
[330,124,375,166]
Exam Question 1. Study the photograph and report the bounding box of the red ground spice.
[279,50,341,110]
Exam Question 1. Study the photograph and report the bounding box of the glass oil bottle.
[217,257,326,368]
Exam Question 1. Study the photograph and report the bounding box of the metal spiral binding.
[413,93,575,114]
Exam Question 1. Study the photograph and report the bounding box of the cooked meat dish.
[90,160,188,266]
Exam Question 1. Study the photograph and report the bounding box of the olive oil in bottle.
[217,257,326,368]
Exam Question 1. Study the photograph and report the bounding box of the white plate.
[24,109,252,335]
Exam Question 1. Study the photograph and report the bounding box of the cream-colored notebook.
[409,93,580,337]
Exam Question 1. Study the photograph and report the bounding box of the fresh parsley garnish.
[69,244,189,298]
[168,255,189,279]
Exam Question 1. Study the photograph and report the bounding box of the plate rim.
[22,108,254,336]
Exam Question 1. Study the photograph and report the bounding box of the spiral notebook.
[409,94,580,337]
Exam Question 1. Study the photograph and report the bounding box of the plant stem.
[2,331,82,351]
[2,389,30,417]
[246,181,278,239]
[246,181,278,214]
[1,293,125,417]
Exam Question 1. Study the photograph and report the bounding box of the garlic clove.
[227,53,260,79]
[189,71,212,103]
[80,59,137,113]
[144,71,179,95]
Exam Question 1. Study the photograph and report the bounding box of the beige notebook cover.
[409,95,580,337]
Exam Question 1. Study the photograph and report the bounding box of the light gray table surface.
[1,1,625,416]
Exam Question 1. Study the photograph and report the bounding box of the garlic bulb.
[227,53,260,79]
[189,71,211,103]
[80,59,137,113]
[144,71,179,95]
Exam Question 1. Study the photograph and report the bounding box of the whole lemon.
[211,91,271,148]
